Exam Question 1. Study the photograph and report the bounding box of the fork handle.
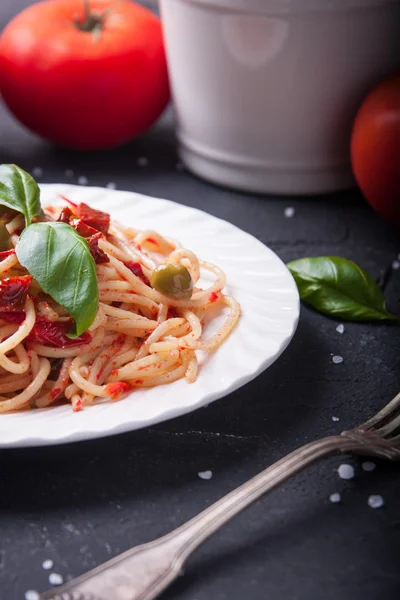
[42,435,367,600]
[163,435,362,558]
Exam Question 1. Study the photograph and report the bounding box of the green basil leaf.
[287,256,399,323]
[0,164,43,225]
[16,222,98,336]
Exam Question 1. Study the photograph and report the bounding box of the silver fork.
[41,391,400,600]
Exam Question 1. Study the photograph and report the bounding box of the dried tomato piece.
[66,220,109,264]
[27,315,92,348]
[125,261,150,286]
[0,311,25,324]
[57,206,75,224]
[70,218,98,238]
[0,275,32,311]
[86,232,110,265]
[77,202,110,234]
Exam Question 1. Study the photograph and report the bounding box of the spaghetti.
[0,199,240,413]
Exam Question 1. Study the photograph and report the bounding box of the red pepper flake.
[209,292,220,303]
[58,195,78,209]
[27,315,92,348]
[111,369,119,377]
[76,202,110,234]
[146,237,158,246]
[50,387,62,400]
[0,276,32,311]
[134,379,144,385]
[125,261,150,286]
[104,381,133,401]
[0,249,16,260]
[73,399,83,412]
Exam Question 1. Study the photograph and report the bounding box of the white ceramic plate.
[0,185,299,448]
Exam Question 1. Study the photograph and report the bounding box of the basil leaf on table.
[287,256,399,323]
[16,222,98,336]
[0,164,43,225]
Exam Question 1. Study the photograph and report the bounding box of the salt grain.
[368,494,384,509]
[392,260,400,270]
[362,461,376,472]
[42,559,54,570]
[198,470,213,480]
[49,573,64,586]
[332,416,340,422]
[336,323,345,334]
[137,157,148,167]
[78,176,88,185]
[338,464,355,480]
[32,167,43,178]
[106,182,117,189]
[332,355,343,364]
[329,492,341,503]
[25,591,40,600]
[284,207,295,218]
[64,169,74,178]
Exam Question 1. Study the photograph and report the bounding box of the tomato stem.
[75,0,104,35]
[75,0,120,35]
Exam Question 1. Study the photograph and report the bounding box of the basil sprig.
[0,164,43,225]
[16,222,98,337]
[288,256,399,323]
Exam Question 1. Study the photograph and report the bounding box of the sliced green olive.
[0,223,12,252]
[150,263,193,300]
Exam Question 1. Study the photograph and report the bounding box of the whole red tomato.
[0,0,169,149]
[351,75,400,227]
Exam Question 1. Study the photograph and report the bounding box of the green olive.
[150,263,193,300]
[0,223,12,252]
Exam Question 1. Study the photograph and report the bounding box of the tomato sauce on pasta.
[0,199,240,413]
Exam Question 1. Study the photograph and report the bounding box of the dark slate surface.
[0,2,399,599]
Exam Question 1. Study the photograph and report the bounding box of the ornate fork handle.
[41,433,398,600]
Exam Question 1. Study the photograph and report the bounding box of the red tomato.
[351,75,400,227]
[0,0,169,149]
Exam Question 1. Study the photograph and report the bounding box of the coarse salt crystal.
[64,169,74,178]
[338,464,355,480]
[106,182,117,189]
[336,324,345,334]
[329,492,341,503]
[137,157,148,167]
[368,494,384,509]
[78,176,88,185]
[32,167,43,178]
[42,559,54,570]
[332,416,340,422]
[362,461,376,472]
[284,207,295,218]
[392,260,400,270]
[332,355,343,364]
[198,470,213,480]
[49,573,64,586]
[25,591,40,600]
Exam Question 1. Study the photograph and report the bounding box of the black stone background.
[0,1,399,599]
